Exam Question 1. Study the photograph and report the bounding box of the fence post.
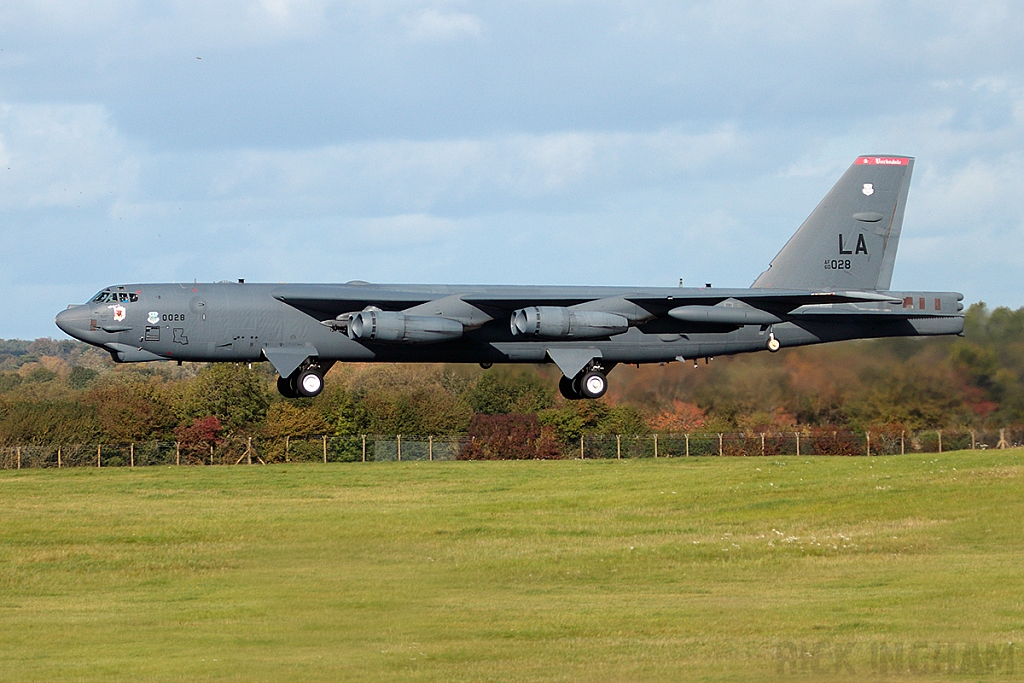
[210,443,214,466]
[866,431,870,457]
[285,435,290,462]
[795,432,800,457]
[971,430,976,450]
[685,433,689,457]
[97,444,101,468]
[937,430,942,454]
[654,433,658,458]
[397,435,402,461]
[249,437,253,465]
[580,435,584,459]
[58,446,62,469]
[323,435,327,464]
[429,435,433,462]
[718,433,723,457]
[130,443,135,468]
[616,434,621,460]
[17,446,21,470]
[176,441,180,466]
[901,431,905,455]
[362,434,366,462]
[761,433,765,456]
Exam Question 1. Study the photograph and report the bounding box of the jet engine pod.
[510,306,628,339]
[348,310,463,343]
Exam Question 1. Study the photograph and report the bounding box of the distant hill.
[0,338,111,372]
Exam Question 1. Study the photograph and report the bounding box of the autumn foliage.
[174,416,223,460]
[459,414,561,460]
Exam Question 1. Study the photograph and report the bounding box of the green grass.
[2,452,1023,681]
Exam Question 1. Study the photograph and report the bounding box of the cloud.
[4,2,1024,338]
[405,9,483,41]
[0,104,137,210]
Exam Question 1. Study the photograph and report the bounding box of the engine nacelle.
[348,310,463,343]
[510,306,629,339]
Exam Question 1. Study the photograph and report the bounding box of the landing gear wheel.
[277,375,299,398]
[579,370,608,399]
[767,333,781,352]
[296,369,324,397]
[559,375,583,400]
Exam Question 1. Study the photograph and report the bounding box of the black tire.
[579,370,608,399]
[295,369,324,398]
[277,375,299,398]
[559,375,582,400]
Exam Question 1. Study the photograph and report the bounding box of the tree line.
[1,303,1021,455]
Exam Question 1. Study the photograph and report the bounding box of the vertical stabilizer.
[752,156,914,291]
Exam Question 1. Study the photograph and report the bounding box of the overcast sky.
[3,1,1023,340]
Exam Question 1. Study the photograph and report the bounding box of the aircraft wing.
[623,289,902,313]
[273,286,436,317]
[274,284,907,327]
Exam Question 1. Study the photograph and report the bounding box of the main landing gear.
[559,363,612,400]
[277,361,331,398]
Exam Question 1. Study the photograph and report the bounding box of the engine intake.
[510,306,628,339]
[348,310,463,344]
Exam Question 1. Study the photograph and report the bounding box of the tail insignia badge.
[862,183,874,196]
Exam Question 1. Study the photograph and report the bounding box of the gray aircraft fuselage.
[56,281,963,365]
[54,155,966,399]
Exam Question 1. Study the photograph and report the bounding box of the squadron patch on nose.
[110,304,127,322]
[148,311,160,324]
[862,183,874,196]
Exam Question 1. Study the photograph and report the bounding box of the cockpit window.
[90,290,138,303]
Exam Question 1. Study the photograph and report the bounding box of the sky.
[2,1,1024,340]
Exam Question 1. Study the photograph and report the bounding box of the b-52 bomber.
[56,155,963,400]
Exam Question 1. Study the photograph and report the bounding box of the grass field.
[2,452,1023,682]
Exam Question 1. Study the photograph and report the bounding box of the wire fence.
[1,428,1021,469]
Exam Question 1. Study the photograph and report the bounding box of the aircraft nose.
[55,305,92,339]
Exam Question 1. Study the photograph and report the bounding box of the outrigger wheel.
[767,331,781,352]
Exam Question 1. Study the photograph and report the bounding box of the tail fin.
[751,155,914,291]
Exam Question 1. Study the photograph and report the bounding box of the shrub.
[460,414,562,460]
